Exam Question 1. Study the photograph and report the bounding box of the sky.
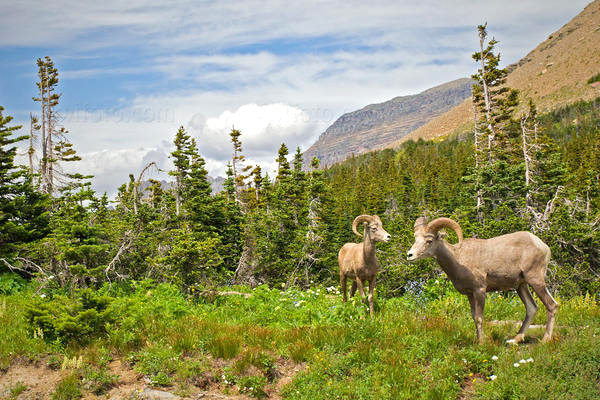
[0,0,592,196]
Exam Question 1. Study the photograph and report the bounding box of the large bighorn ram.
[338,215,391,316]
[407,217,558,344]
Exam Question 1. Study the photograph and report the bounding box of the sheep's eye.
[426,238,433,244]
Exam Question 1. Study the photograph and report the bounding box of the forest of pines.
[1,26,599,299]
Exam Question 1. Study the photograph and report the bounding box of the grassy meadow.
[0,277,599,399]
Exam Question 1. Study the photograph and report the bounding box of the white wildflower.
[492,356,498,361]
[506,339,516,344]
[519,359,527,364]
[513,363,520,367]
[526,358,534,363]
[489,375,497,381]
[40,294,46,298]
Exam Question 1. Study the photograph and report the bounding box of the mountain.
[303,78,473,166]
[389,0,600,146]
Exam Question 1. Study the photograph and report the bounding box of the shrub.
[134,344,182,386]
[51,373,82,400]
[25,289,115,344]
[0,273,27,295]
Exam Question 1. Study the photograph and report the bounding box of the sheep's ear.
[438,230,447,240]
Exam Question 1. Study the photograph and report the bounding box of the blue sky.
[0,0,592,195]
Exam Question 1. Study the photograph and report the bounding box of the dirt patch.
[0,360,69,400]
[0,355,306,399]
[458,373,486,400]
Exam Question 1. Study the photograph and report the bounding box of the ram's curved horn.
[414,216,428,231]
[352,215,374,237]
[426,218,463,243]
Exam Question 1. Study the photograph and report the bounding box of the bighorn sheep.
[407,217,558,344]
[338,215,391,316]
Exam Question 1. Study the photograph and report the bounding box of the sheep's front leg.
[468,289,486,343]
[341,275,348,303]
[367,276,376,317]
[350,281,357,298]
[355,278,370,315]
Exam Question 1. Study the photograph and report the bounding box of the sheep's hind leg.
[530,283,558,343]
[514,283,538,343]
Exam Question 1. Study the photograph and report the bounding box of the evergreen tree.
[169,126,193,216]
[32,56,81,195]
[468,24,524,228]
[229,127,252,204]
[0,107,51,260]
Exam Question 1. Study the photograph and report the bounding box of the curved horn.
[414,217,428,231]
[352,215,373,237]
[426,218,463,243]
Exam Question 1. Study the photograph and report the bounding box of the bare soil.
[0,356,306,400]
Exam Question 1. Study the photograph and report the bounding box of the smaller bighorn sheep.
[338,215,391,316]
[407,217,558,343]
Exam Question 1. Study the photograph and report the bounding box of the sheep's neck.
[433,242,475,291]
[363,227,377,262]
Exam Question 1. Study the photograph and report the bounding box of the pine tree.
[0,106,51,259]
[229,127,252,204]
[32,56,82,195]
[169,126,193,216]
[469,24,523,227]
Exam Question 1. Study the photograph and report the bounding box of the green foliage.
[8,381,27,399]
[51,373,82,400]
[2,284,600,398]
[25,289,115,344]
[587,72,600,84]
[134,344,182,386]
[0,273,27,295]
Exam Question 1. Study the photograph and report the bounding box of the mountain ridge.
[303,78,473,166]
[388,0,600,147]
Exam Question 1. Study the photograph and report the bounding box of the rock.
[139,388,180,400]
[303,78,473,166]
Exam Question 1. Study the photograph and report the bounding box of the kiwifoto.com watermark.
[62,105,176,124]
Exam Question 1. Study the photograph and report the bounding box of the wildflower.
[519,359,527,364]
[489,375,497,381]
[473,378,477,383]
[506,339,517,344]
[468,372,473,377]
[492,356,498,361]
[483,359,488,362]
[526,357,534,363]
[513,363,520,367]
[40,294,46,299]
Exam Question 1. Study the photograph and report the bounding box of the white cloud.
[190,103,315,160]
[61,147,171,197]
[42,102,318,195]
[5,0,593,196]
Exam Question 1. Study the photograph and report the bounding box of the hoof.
[513,333,525,344]
[541,335,552,343]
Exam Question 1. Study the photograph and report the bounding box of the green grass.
[1,281,599,399]
[587,72,600,84]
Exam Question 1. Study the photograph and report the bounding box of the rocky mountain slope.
[303,78,472,166]
[389,0,600,147]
